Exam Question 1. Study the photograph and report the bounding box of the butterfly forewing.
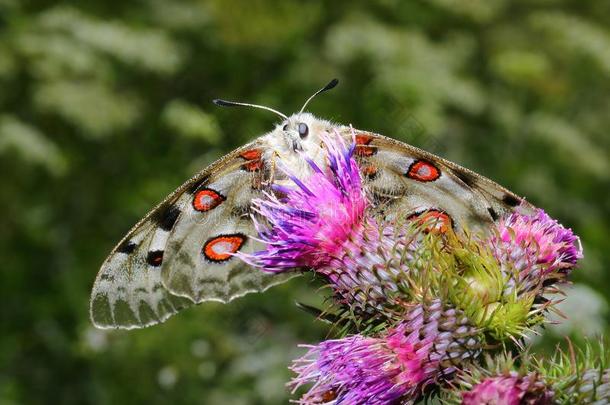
[160,149,295,303]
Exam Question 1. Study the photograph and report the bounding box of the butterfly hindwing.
[345,130,533,233]
[90,220,193,329]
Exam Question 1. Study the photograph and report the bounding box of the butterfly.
[90,79,533,329]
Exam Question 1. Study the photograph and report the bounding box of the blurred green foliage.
[1,0,609,404]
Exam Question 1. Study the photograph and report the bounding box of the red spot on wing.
[203,234,247,262]
[408,210,453,234]
[239,149,261,160]
[193,188,225,212]
[406,160,440,182]
[240,149,263,172]
[354,134,376,157]
[361,164,378,179]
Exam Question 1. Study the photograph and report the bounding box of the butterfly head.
[278,112,331,151]
[213,79,341,174]
[270,112,337,174]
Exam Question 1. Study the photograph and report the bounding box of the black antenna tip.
[323,78,339,91]
[212,99,233,107]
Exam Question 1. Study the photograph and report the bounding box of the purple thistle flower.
[291,300,482,404]
[290,323,432,404]
[496,209,582,273]
[241,132,367,271]
[462,373,554,405]
[489,209,582,293]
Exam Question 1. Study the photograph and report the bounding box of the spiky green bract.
[538,341,610,404]
[443,234,545,343]
[319,217,421,310]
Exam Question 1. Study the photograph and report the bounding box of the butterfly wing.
[90,220,193,330]
[343,129,534,232]
[90,139,293,329]
[160,145,296,303]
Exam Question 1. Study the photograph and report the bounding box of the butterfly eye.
[282,124,289,131]
[298,123,309,139]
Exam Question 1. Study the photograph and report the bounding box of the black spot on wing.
[502,194,521,207]
[146,250,164,267]
[487,207,499,221]
[454,170,477,188]
[117,240,137,254]
[155,204,180,231]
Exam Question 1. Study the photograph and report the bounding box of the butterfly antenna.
[212,99,288,120]
[298,78,339,114]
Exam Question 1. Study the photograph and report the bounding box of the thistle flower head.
[290,323,433,404]
[243,132,367,271]
[291,300,482,404]
[240,131,423,309]
[495,209,582,275]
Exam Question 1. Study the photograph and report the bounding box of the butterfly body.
[91,112,532,329]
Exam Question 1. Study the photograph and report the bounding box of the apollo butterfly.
[90,79,532,329]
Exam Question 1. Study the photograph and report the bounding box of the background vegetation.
[2,0,609,403]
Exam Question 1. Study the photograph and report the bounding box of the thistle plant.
[289,322,437,404]
[238,132,584,404]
